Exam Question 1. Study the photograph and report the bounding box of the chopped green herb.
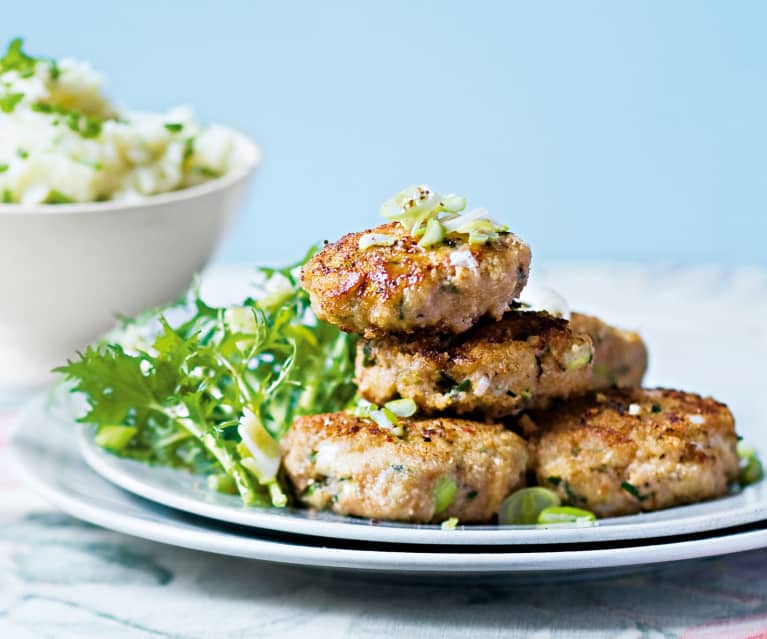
[441,517,459,530]
[651,404,662,413]
[538,506,596,525]
[183,137,196,160]
[77,158,103,170]
[361,343,377,367]
[44,190,74,204]
[621,481,649,502]
[437,371,458,393]
[64,111,102,138]
[164,122,184,133]
[0,38,37,77]
[16,148,28,159]
[563,480,587,505]
[546,476,562,487]
[194,166,221,178]
[0,93,23,113]
[30,102,105,138]
[0,164,8,173]
[2,189,12,203]
[449,379,472,397]
[440,281,460,294]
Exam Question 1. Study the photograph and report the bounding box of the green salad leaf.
[56,248,358,507]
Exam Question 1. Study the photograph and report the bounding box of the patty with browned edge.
[569,312,647,390]
[528,388,739,517]
[356,311,595,419]
[301,222,531,337]
[281,412,529,523]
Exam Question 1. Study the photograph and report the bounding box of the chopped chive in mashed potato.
[0,38,241,204]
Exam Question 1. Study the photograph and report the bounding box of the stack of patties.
[282,185,740,524]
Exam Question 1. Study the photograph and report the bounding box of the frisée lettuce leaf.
[55,248,358,507]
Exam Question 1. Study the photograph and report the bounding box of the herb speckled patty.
[569,313,648,390]
[355,311,595,419]
[281,412,529,523]
[528,388,739,517]
[300,222,531,337]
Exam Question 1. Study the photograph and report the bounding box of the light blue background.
[5,1,765,266]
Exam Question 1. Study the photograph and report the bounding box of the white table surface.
[2,262,767,639]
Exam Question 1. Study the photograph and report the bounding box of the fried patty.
[281,412,529,523]
[356,311,595,419]
[528,388,739,517]
[569,313,648,389]
[300,222,531,337]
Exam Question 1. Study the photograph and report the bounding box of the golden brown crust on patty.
[300,222,531,337]
[528,388,739,517]
[569,313,648,389]
[356,311,595,419]
[281,412,529,523]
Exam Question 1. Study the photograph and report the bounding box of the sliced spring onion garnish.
[377,185,507,248]
[351,398,377,419]
[207,473,238,495]
[497,487,561,525]
[537,506,596,525]
[380,185,466,233]
[383,397,417,418]
[434,476,458,513]
[352,397,417,436]
[738,443,764,486]
[418,218,446,247]
[369,406,404,437]
[441,516,459,530]
[565,344,593,371]
[441,207,491,232]
[359,233,397,250]
[94,425,137,452]
[238,407,281,483]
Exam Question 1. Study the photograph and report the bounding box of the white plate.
[41,390,767,545]
[10,394,767,575]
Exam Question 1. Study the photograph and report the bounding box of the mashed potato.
[0,39,241,204]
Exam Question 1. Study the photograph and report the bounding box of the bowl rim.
[0,126,260,217]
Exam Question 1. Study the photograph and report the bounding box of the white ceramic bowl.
[0,129,259,389]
